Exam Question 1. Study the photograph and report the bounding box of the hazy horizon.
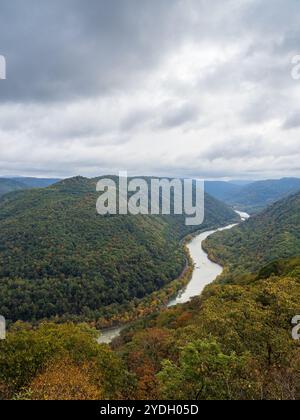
[1,173,300,184]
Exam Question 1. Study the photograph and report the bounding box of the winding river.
[98,210,250,344]
[168,210,250,306]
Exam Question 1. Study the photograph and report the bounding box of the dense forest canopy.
[1,177,299,400]
[112,255,300,400]
[204,191,300,279]
[111,192,300,400]
[0,176,237,322]
[1,248,299,399]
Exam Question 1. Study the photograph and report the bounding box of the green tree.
[158,339,258,400]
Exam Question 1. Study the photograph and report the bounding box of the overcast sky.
[0,0,300,180]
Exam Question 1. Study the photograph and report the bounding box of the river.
[98,210,250,344]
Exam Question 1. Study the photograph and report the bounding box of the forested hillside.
[0,176,237,323]
[108,192,300,400]
[204,191,300,278]
[1,257,298,400]
[226,178,300,213]
[0,186,299,400]
[113,255,300,400]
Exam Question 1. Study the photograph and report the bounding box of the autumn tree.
[28,358,102,400]
[158,339,259,400]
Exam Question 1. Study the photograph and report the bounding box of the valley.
[0,176,299,400]
[99,210,249,344]
[0,176,238,324]
[111,194,300,400]
[1,0,300,402]
[206,178,300,214]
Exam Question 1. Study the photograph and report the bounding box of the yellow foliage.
[28,358,103,401]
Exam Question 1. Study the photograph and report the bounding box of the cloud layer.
[0,0,300,179]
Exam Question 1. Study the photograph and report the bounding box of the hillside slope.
[204,191,300,278]
[113,193,300,400]
[227,178,300,213]
[0,176,237,322]
[115,254,300,399]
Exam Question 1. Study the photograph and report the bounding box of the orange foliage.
[174,311,193,327]
[0,381,10,400]
[29,358,102,400]
[125,328,175,399]
[135,362,160,400]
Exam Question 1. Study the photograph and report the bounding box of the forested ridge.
[226,178,300,213]
[205,178,300,214]
[1,254,299,399]
[112,254,300,400]
[0,176,237,322]
[106,192,300,400]
[1,179,299,400]
[203,191,300,279]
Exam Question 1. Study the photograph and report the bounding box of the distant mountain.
[10,177,60,188]
[0,177,60,198]
[0,178,28,197]
[227,178,300,213]
[228,180,254,186]
[0,176,237,322]
[204,190,300,277]
[205,181,242,202]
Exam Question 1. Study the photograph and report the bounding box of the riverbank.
[98,211,248,344]
[97,242,194,340]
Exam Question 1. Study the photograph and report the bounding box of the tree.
[158,339,257,400]
[27,358,102,400]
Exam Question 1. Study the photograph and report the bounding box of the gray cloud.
[0,0,300,179]
[282,113,300,130]
[201,137,266,161]
[0,0,188,102]
[158,103,200,129]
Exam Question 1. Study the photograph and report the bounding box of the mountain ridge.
[0,176,238,323]
[204,190,300,279]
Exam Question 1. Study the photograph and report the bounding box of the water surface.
[99,211,249,343]
[167,223,238,306]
